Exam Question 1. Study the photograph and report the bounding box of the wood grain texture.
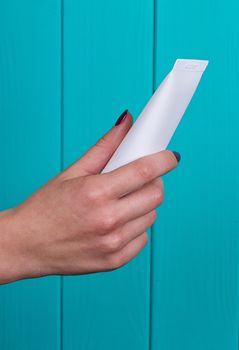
[0,1,61,349]
[151,0,239,349]
[62,1,154,349]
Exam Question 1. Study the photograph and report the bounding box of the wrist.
[0,208,44,284]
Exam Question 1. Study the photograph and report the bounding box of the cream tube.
[101,59,208,174]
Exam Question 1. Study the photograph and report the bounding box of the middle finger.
[115,177,164,224]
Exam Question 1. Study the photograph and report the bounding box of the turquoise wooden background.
[0,0,238,349]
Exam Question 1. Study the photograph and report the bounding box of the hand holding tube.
[0,111,180,284]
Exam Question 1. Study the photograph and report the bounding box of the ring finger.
[107,209,156,251]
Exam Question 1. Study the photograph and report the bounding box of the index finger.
[101,150,180,198]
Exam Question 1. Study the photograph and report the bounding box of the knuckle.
[135,159,153,181]
[157,176,164,189]
[96,134,108,147]
[151,178,164,203]
[83,176,106,203]
[101,233,123,253]
[153,186,164,203]
[86,187,103,202]
[107,254,124,270]
[98,207,119,232]
[84,175,114,204]
[100,215,115,232]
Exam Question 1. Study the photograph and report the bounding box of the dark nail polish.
[115,109,128,126]
[172,151,181,163]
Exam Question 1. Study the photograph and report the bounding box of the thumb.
[61,110,133,178]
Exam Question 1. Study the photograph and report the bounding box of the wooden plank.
[62,1,153,349]
[151,0,239,349]
[0,1,61,349]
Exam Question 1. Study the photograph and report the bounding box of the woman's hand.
[0,111,180,284]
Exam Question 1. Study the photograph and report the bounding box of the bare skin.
[0,111,180,284]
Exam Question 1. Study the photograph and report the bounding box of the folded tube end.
[173,59,209,72]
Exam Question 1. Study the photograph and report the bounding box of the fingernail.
[172,151,181,163]
[115,109,128,126]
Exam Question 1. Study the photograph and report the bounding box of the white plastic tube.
[101,59,208,174]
